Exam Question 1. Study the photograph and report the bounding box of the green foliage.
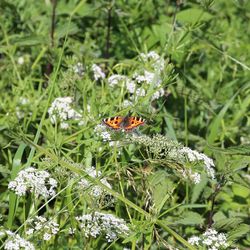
[0,0,249,249]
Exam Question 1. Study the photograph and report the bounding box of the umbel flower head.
[2,230,35,250]
[48,96,83,129]
[188,228,238,250]
[8,167,57,198]
[26,216,59,241]
[106,51,167,104]
[76,211,129,242]
[92,64,105,80]
[129,134,216,184]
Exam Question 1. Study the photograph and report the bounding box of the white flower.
[151,88,165,101]
[8,167,57,198]
[43,233,52,241]
[27,216,59,241]
[19,97,29,105]
[92,64,105,80]
[188,228,231,249]
[79,166,112,197]
[108,74,127,87]
[72,62,84,76]
[48,97,83,129]
[188,235,200,245]
[134,70,162,86]
[26,229,34,235]
[17,56,25,65]
[135,88,146,97]
[94,124,112,141]
[60,122,70,129]
[190,172,201,184]
[139,51,165,71]
[4,232,35,250]
[68,228,76,235]
[181,169,201,184]
[76,212,129,242]
[179,147,215,179]
[125,80,136,93]
[122,99,133,108]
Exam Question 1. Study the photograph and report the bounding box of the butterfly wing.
[102,116,123,130]
[123,116,145,131]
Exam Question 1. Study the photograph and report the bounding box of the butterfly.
[102,116,145,131]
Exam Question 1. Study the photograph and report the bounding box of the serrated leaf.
[12,35,46,46]
[56,23,79,39]
[231,173,250,189]
[232,184,250,198]
[176,211,204,225]
[214,217,243,230]
[209,145,250,156]
[228,224,250,242]
[213,211,227,222]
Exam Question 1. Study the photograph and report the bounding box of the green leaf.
[7,143,26,228]
[208,144,250,156]
[214,217,243,230]
[176,211,204,225]
[191,173,208,203]
[232,184,250,198]
[12,35,46,46]
[56,23,80,39]
[206,91,239,147]
[228,224,250,242]
[148,170,174,212]
[176,8,213,24]
[231,173,250,189]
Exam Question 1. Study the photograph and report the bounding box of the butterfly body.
[102,116,145,131]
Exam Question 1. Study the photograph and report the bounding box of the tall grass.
[0,0,249,249]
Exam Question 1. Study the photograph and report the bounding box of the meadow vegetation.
[0,0,250,249]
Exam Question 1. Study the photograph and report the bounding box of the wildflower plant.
[8,167,57,198]
[1,1,250,249]
[48,97,84,129]
[26,216,59,241]
[188,228,238,250]
[76,212,129,242]
[1,230,35,250]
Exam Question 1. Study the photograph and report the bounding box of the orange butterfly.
[102,116,145,131]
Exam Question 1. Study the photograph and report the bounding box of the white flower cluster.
[130,134,215,184]
[133,70,162,86]
[26,216,59,241]
[8,167,57,198]
[106,51,166,103]
[92,64,105,80]
[179,147,215,180]
[125,80,136,93]
[139,51,165,71]
[72,62,84,76]
[181,169,201,184]
[94,124,112,142]
[48,97,83,129]
[122,99,133,108]
[76,212,129,242]
[3,230,35,250]
[17,56,25,65]
[108,74,127,87]
[79,166,112,197]
[16,97,32,120]
[188,228,235,250]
